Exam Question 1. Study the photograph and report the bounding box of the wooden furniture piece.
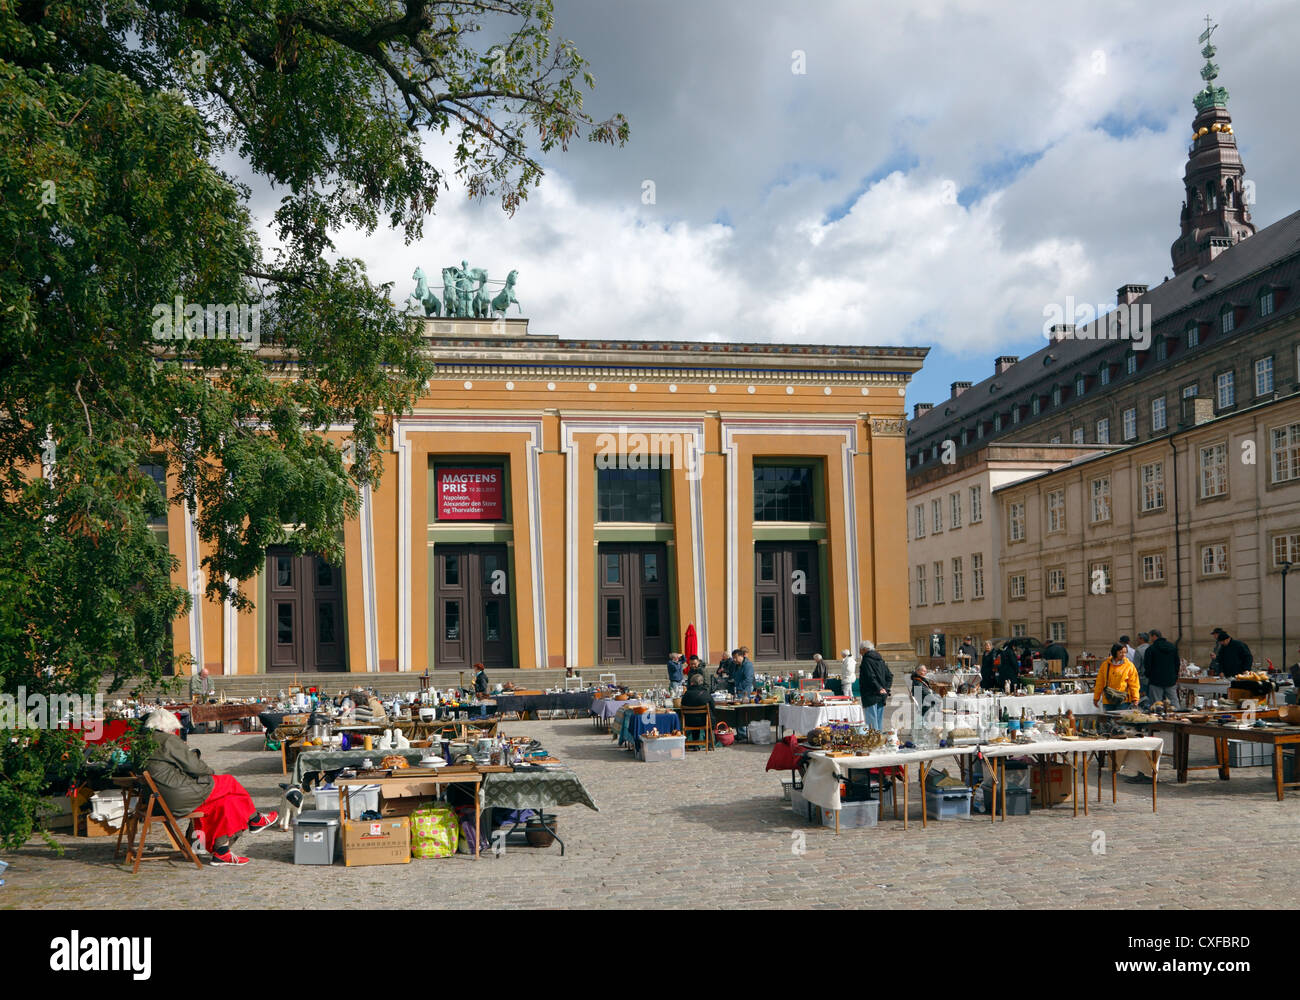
[116,772,205,872]
[335,769,484,859]
[1142,718,1300,800]
[680,704,714,751]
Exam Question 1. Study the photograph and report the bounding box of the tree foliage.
[0,0,625,850]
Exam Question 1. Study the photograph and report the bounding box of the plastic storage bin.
[820,799,879,829]
[292,809,341,865]
[639,735,685,762]
[791,788,816,822]
[313,784,380,814]
[924,789,972,821]
[983,786,1031,815]
[1228,740,1268,767]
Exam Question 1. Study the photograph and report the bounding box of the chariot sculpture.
[409,262,521,319]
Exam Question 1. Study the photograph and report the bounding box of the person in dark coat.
[680,672,712,709]
[473,662,490,696]
[857,641,893,730]
[979,640,998,690]
[1144,628,1181,705]
[957,636,978,667]
[1211,628,1253,676]
[1042,641,1069,671]
[996,643,1020,689]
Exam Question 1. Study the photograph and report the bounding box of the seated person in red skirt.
[142,710,277,866]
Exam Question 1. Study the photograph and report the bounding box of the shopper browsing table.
[858,641,892,730]
[1093,643,1140,710]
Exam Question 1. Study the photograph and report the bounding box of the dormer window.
[993,413,1003,432]
[1155,337,1168,362]
[1075,374,1086,396]
[1031,396,1041,416]
[1051,385,1062,407]
[1100,364,1111,387]
[1011,406,1020,425]
[1260,288,1275,317]
[976,421,984,440]
[1220,305,1235,335]
[1187,321,1200,349]
[1126,352,1138,376]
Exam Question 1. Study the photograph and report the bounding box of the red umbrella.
[684,624,699,660]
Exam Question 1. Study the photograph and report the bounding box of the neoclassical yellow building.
[167,318,926,674]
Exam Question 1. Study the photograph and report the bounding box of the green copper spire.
[1193,16,1229,112]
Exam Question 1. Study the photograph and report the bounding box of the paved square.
[3,720,1296,909]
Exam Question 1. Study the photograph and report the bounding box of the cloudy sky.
[246,0,1300,409]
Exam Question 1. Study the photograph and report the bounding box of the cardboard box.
[377,779,444,818]
[343,816,410,867]
[80,815,122,838]
[1030,765,1073,805]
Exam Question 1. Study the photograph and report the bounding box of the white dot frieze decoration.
[747,386,756,394]
[709,385,717,394]
[823,387,832,395]
[547,382,556,391]
[669,384,677,393]
[463,381,473,390]
[629,384,638,392]
[786,386,794,395]
[588,382,597,391]
[505,381,515,391]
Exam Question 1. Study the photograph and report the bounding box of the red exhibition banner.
[435,467,504,521]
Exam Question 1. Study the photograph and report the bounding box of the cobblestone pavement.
[3,720,1297,909]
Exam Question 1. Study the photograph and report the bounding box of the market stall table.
[291,748,426,786]
[335,769,484,859]
[617,710,680,750]
[188,701,268,727]
[980,736,1164,819]
[803,746,976,830]
[1134,718,1300,800]
[777,702,865,738]
[710,701,781,731]
[494,691,594,718]
[479,767,599,856]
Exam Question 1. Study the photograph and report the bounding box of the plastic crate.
[983,786,1031,816]
[313,784,380,814]
[639,735,685,762]
[924,789,972,821]
[819,799,879,829]
[291,810,341,865]
[791,788,816,822]
[1228,740,1268,767]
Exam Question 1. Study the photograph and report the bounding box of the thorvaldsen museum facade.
[164,318,926,675]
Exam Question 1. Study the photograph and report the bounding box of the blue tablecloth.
[619,711,680,749]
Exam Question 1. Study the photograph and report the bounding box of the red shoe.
[210,850,249,866]
[247,811,278,833]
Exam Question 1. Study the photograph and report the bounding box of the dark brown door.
[598,543,669,665]
[434,545,512,669]
[754,542,821,660]
[266,548,346,672]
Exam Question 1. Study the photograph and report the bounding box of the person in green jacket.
[142,710,277,866]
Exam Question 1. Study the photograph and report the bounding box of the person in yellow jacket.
[1093,642,1140,709]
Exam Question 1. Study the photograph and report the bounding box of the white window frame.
[1199,442,1228,499]
[1047,567,1066,595]
[931,498,943,534]
[1031,397,1041,416]
[1047,490,1065,533]
[1152,396,1167,432]
[1126,353,1138,375]
[933,560,944,604]
[916,564,927,605]
[1096,418,1110,444]
[1221,306,1235,335]
[914,504,926,538]
[1270,423,1300,484]
[1009,573,1026,600]
[1187,322,1200,349]
[1271,533,1300,568]
[969,485,983,523]
[1256,356,1274,397]
[1071,427,1084,445]
[1075,374,1085,397]
[1090,477,1112,523]
[952,556,964,601]
[971,553,985,599]
[1141,552,1166,583]
[1009,501,1025,542]
[1216,370,1235,409]
[1260,289,1275,317]
[1140,461,1165,512]
[1201,542,1229,577]
[1122,407,1137,441]
[1048,620,1067,643]
[950,492,962,529]
[1089,560,1112,595]
[1011,623,1028,638]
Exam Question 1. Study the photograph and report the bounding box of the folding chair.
[680,704,714,751]
[116,772,205,872]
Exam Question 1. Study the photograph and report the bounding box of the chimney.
[1117,284,1149,306]
[1180,396,1215,427]
[950,381,972,399]
[913,402,933,419]
[995,355,1019,375]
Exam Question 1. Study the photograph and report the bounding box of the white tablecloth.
[980,736,1164,777]
[803,746,975,809]
[937,693,1099,728]
[778,703,864,734]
